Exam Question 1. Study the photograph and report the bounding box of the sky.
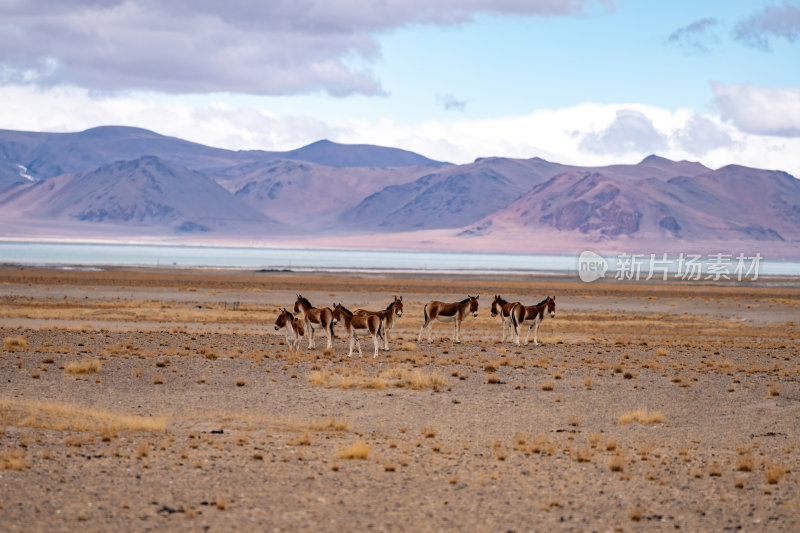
[1,0,800,176]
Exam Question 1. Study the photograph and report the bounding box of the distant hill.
[0,125,797,257]
[0,156,279,235]
[0,126,445,188]
[460,164,800,246]
[341,154,716,232]
[281,139,445,168]
[222,159,430,226]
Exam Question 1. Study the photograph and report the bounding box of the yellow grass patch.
[1,449,30,470]
[308,367,449,391]
[3,336,28,351]
[765,463,787,484]
[0,397,168,434]
[618,407,666,425]
[608,453,626,472]
[337,441,370,460]
[65,358,102,374]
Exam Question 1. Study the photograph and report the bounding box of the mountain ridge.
[0,126,798,258]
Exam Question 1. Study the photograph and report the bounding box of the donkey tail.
[510,304,520,337]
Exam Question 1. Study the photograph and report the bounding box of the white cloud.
[673,114,735,155]
[666,17,720,53]
[2,84,799,179]
[733,1,800,51]
[578,109,668,155]
[712,82,800,137]
[0,0,611,96]
[438,94,467,112]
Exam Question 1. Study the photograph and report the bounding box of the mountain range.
[1,126,799,259]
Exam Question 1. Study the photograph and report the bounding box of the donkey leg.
[373,334,380,358]
[307,323,315,349]
[533,322,540,346]
[454,320,460,343]
[501,321,506,343]
[348,335,354,357]
[524,325,533,346]
[355,336,363,357]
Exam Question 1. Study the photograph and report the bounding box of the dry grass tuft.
[422,427,437,438]
[708,461,723,477]
[65,358,102,375]
[3,336,28,351]
[308,367,448,392]
[0,397,168,434]
[618,407,666,425]
[573,446,592,463]
[608,453,626,472]
[337,441,371,460]
[1,449,30,470]
[736,452,755,472]
[308,418,349,432]
[767,383,782,397]
[765,463,786,484]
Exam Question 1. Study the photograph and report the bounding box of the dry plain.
[0,266,799,532]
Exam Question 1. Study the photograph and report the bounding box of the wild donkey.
[510,296,556,346]
[418,295,479,344]
[293,295,336,349]
[490,295,519,343]
[274,308,305,353]
[333,304,384,358]
[355,296,403,350]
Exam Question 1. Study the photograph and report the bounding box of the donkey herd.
[274,294,557,357]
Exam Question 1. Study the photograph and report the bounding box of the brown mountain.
[219,159,434,228]
[0,156,279,235]
[459,164,800,248]
[339,154,713,232]
[0,126,446,188]
[0,125,798,257]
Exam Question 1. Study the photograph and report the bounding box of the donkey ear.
[476,294,480,299]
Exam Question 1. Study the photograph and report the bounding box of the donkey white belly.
[352,326,371,336]
[436,315,457,323]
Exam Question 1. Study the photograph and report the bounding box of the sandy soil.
[1,267,799,532]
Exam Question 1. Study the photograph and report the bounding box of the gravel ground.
[1,267,798,532]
